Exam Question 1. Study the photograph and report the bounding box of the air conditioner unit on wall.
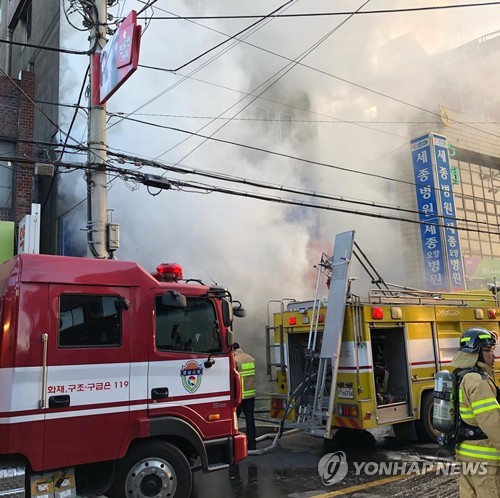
[34,163,55,176]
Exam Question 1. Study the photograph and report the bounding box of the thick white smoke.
[58,0,500,377]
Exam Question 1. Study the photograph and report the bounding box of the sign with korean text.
[431,134,465,291]
[99,11,142,104]
[411,135,447,291]
[464,257,500,280]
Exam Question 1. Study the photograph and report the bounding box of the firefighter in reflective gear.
[233,342,257,450]
[450,328,500,498]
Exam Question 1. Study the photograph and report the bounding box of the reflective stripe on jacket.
[456,362,500,466]
[234,348,256,399]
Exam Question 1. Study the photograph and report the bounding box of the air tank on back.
[433,370,456,435]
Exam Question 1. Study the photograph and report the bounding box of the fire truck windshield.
[155,297,221,353]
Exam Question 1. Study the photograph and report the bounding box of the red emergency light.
[371,307,384,320]
[488,309,497,319]
[318,314,325,323]
[156,263,183,282]
[288,317,297,326]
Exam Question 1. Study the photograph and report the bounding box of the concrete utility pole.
[87,0,109,258]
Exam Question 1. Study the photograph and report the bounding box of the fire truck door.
[148,294,233,439]
[43,285,131,470]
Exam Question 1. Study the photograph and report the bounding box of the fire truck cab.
[0,254,247,498]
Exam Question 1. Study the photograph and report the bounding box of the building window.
[19,2,32,45]
[454,160,500,262]
[0,142,14,208]
[279,113,292,141]
[254,107,270,134]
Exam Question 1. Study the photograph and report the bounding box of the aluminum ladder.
[305,230,355,438]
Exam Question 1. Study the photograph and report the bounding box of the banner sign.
[99,11,142,104]
[464,257,500,280]
[411,135,447,291]
[431,134,465,291]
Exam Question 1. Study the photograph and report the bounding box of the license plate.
[337,387,354,399]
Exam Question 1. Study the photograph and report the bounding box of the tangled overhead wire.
[64,0,121,36]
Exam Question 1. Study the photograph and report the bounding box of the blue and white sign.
[411,135,447,291]
[431,134,465,291]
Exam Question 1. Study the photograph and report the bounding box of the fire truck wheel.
[108,441,192,498]
[414,391,439,443]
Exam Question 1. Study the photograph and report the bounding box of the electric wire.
[0,38,90,54]
[100,0,299,137]
[63,0,92,32]
[141,2,500,20]
[146,176,500,237]
[18,126,500,217]
[28,151,500,236]
[94,161,500,237]
[102,147,500,232]
[150,0,298,163]
[35,101,498,125]
[160,0,296,73]
[156,0,372,166]
[0,67,87,149]
[137,0,158,16]
[104,117,422,191]
[142,0,302,162]
[136,9,500,144]
[41,65,90,215]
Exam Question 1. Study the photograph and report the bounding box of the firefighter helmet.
[459,328,497,354]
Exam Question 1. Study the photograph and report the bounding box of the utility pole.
[87,0,109,258]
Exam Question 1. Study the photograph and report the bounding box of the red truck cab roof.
[0,254,211,295]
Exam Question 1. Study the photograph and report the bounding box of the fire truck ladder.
[302,230,355,438]
[295,252,331,427]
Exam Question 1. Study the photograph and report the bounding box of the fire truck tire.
[414,391,439,443]
[108,441,192,498]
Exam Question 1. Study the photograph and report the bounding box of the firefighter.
[450,327,500,497]
[233,342,257,450]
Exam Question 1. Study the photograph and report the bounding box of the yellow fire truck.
[266,231,500,442]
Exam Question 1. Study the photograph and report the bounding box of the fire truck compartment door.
[370,326,412,423]
[44,285,132,470]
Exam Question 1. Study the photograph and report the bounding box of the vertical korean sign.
[411,135,447,291]
[431,133,465,291]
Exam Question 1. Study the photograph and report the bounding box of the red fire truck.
[0,254,247,498]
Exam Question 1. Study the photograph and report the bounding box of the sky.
[57,0,500,366]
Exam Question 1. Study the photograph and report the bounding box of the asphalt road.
[191,426,460,498]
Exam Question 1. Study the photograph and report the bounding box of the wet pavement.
[191,425,460,498]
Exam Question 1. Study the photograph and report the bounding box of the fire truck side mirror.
[233,308,247,318]
[232,300,246,318]
[161,291,187,309]
[222,298,233,328]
